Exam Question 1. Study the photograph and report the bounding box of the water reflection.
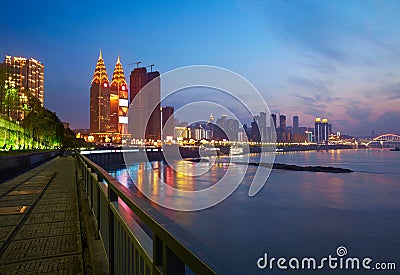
[108,149,400,274]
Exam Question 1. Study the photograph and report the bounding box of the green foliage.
[0,66,8,115]
[23,104,86,149]
[4,87,19,119]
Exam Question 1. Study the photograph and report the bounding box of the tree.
[0,66,7,116]
[4,87,19,120]
[22,99,85,150]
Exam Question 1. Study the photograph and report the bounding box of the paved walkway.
[0,157,86,274]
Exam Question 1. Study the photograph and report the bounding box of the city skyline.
[1,0,399,136]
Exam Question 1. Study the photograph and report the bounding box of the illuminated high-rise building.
[110,55,129,134]
[90,50,110,133]
[321,118,329,142]
[2,55,44,120]
[314,118,322,143]
[129,67,161,141]
[314,118,331,143]
[174,126,191,140]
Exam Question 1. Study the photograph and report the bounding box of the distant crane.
[128,61,142,68]
[146,64,155,72]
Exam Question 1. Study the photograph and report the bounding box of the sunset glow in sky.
[1,0,399,136]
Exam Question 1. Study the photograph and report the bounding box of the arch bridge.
[365,134,400,147]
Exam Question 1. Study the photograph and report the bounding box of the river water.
[107,149,400,274]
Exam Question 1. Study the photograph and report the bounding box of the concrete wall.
[0,151,57,178]
[85,148,201,167]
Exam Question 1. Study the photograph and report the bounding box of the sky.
[1,0,399,136]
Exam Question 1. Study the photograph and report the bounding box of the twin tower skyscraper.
[89,50,161,143]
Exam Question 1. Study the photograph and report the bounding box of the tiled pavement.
[0,157,84,274]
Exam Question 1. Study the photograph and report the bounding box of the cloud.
[297,56,337,74]
[248,0,400,68]
[287,76,342,103]
[344,105,372,123]
[364,111,400,136]
[288,76,329,93]
[381,83,400,100]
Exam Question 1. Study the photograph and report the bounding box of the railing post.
[153,235,163,274]
[166,245,185,275]
[153,235,185,275]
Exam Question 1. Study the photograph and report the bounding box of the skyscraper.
[321,118,329,142]
[270,113,277,141]
[129,67,161,141]
[314,118,322,143]
[271,113,277,129]
[293,116,299,133]
[279,114,286,142]
[259,112,267,142]
[161,106,174,140]
[90,50,110,133]
[2,55,44,120]
[110,55,128,134]
[146,71,161,140]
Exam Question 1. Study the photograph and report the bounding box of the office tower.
[271,114,277,129]
[129,67,161,141]
[251,119,261,142]
[162,106,174,140]
[305,131,313,143]
[209,113,214,123]
[293,116,299,133]
[110,55,129,134]
[314,118,322,143]
[90,50,110,133]
[321,118,329,142]
[146,71,161,140]
[2,55,44,120]
[279,114,286,142]
[269,113,277,142]
[259,112,267,142]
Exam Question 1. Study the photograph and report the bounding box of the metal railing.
[75,153,228,275]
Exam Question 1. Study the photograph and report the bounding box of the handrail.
[76,153,237,275]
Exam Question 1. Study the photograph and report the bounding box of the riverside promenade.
[0,156,107,274]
